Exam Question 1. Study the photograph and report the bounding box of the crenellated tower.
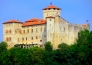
[42,3,61,20]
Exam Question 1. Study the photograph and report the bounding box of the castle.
[3,4,90,49]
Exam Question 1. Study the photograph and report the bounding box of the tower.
[3,20,23,49]
[43,3,61,49]
[42,3,61,20]
[46,16,55,44]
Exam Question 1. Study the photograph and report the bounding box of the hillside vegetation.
[0,29,92,65]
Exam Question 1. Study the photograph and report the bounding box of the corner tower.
[3,20,23,49]
[42,3,61,19]
[46,16,55,44]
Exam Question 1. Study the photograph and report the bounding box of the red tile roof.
[82,24,87,27]
[43,4,61,10]
[22,18,46,26]
[3,20,23,24]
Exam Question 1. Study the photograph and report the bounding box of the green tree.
[28,47,45,65]
[44,41,52,51]
[8,47,32,65]
[77,29,89,45]
[0,42,7,52]
[58,43,69,50]
[0,42,8,65]
[76,29,92,65]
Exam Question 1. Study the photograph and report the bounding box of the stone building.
[3,4,90,49]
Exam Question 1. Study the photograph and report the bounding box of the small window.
[9,37,11,41]
[36,28,37,32]
[26,37,27,40]
[40,40,42,42]
[50,19,51,21]
[31,29,33,33]
[44,35,46,37]
[40,45,43,47]
[15,30,17,33]
[40,28,42,32]
[36,36,38,39]
[64,28,65,32]
[31,37,33,40]
[6,37,8,41]
[44,27,46,32]
[48,8,50,10]
[9,30,11,33]
[22,38,24,41]
[23,30,25,33]
[27,29,29,33]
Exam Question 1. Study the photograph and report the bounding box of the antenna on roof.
[50,2,52,5]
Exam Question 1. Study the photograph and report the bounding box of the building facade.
[3,4,90,49]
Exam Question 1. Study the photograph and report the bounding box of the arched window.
[6,37,8,41]
[9,30,11,34]
[9,37,11,41]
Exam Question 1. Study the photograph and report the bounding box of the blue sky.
[0,0,92,42]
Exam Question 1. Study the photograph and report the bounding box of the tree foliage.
[0,29,92,65]
[44,41,53,51]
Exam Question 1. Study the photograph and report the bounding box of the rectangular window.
[31,37,33,40]
[22,38,24,41]
[44,27,46,32]
[36,36,38,39]
[27,29,29,33]
[44,35,46,37]
[26,37,27,40]
[64,28,65,32]
[9,37,11,41]
[31,29,33,33]
[50,19,51,21]
[40,40,42,42]
[36,28,37,32]
[40,28,42,32]
[23,30,25,33]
